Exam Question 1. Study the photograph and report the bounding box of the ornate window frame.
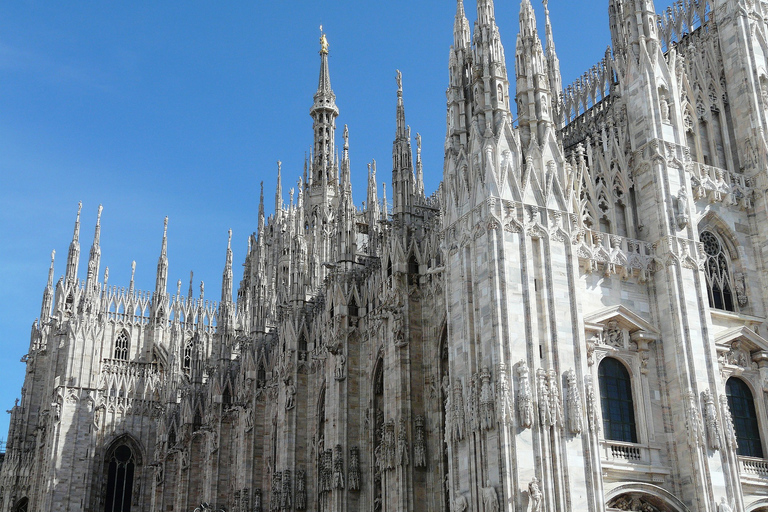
[716,326,768,462]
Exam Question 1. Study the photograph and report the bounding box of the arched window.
[701,230,735,311]
[11,497,28,512]
[104,444,136,512]
[183,339,192,375]
[726,377,764,458]
[598,358,638,443]
[113,331,129,360]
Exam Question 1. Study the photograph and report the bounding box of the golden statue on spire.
[320,25,329,55]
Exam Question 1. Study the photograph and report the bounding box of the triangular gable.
[715,326,768,352]
[583,304,659,339]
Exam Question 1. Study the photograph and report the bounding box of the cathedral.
[6,0,768,510]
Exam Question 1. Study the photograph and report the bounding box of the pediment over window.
[584,305,659,342]
[715,326,768,370]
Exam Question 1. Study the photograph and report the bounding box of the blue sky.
[0,1,612,440]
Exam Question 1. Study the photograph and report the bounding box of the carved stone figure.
[270,472,281,512]
[398,417,409,466]
[529,477,542,512]
[385,420,396,470]
[481,481,499,512]
[285,379,296,410]
[604,320,623,348]
[479,366,495,430]
[452,382,466,441]
[333,444,345,489]
[497,363,513,427]
[702,389,721,450]
[516,362,533,429]
[348,447,361,491]
[281,469,292,509]
[585,376,599,434]
[720,394,737,450]
[334,352,346,381]
[452,493,468,512]
[413,416,427,468]
[718,497,733,512]
[296,470,306,509]
[254,489,262,512]
[537,369,550,427]
[685,388,705,448]
[565,369,583,434]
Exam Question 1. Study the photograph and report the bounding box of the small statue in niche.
[481,481,499,512]
[334,352,346,381]
[528,477,543,512]
[285,378,296,410]
[676,188,689,229]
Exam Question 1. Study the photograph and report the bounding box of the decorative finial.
[131,261,136,279]
[97,204,103,223]
[416,132,422,152]
[51,250,56,263]
[200,280,205,298]
[320,26,329,55]
[104,267,109,286]
[177,279,182,296]
[343,125,349,149]
[396,70,403,94]
[163,216,168,236]
[228,229,232,248]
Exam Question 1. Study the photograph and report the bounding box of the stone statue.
[529,477,542,512]
[718,497,733,512]
[481,481,499,512]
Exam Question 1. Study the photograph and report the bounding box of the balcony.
[739,456,768,487]
[600,440,671,484]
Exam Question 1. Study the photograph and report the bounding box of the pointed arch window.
[701,230,735,312]
[11,498,28,512]
[348,296,359,317]
[598,357,638,443]
[726,377,764,458]
[113,331,129,360]
[104,444,135,512]
[182,338,192,376]
[257,363,266,383]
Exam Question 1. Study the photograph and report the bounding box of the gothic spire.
[516,0,553,147]
[129,261,136,295]
[415,133,424,197]
[65,201,82,285]
[155,217,169,295]
[392,70,414,216]
[275,161,283,219]
[258,181,265,237]
[454,0,471,49]
[86,205,103,288]
[221,229,233,304]
[543,0,562,110]
[472,0,509,135]
[310,28,339,177]
[41,250,55,320]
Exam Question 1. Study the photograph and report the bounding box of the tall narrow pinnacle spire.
[310,28,339,184]
[543,0,563,107]
[47,250,56,289]
[393,70,414,216]
[155,217,169,295]
[129,261,136,295]
[258,181,265,236]
[276,161,283,217]
[41,250,56,320]
[65,202,82,285]
[221,229,233,304]
[454,0,471,49]
[86,205,103,285]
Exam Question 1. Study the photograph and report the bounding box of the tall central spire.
[310,28,339,182]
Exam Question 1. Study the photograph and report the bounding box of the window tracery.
[700,230,735,311]
[113,331,129,361]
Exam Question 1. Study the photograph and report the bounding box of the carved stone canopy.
[715,326,768,372]
[584,305,659,350]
